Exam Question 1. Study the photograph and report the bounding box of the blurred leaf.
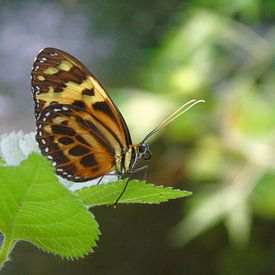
[147,10,227,95]
[172,164,265,246]
[185,135,225,181]
[225,91,275,138]
[171,186,238,245]
[252,172,275,218]
[225,201,252,247]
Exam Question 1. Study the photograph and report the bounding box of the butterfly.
[31,47,204,202]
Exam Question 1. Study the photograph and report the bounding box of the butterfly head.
[118,144,151,175]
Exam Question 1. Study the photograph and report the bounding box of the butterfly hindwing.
[36,104,117,181]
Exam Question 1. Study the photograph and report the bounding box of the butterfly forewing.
[32,47,131,147]
[32,47,132,181]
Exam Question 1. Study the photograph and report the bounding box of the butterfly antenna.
[142,99,205,143]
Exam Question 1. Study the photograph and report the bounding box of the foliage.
[0,154,99,262]
[128,0,275,248]
[0,133,190,269]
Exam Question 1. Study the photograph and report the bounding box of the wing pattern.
[32,47,132,181]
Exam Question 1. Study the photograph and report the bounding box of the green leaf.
[0,153,99,260]
[76,180,191,207]
[0,132,192,268]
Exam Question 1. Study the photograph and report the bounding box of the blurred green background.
[0,0,275,274]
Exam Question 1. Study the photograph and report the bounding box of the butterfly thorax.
[115,144,151,174]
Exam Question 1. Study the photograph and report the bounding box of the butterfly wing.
[36,104,117,181]
[32,47,132,147]
[32,48,132,181]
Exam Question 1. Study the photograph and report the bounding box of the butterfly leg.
[113,177,131,207]
[96,175,105,186]
[97,171,121,186]
[113,166,148,207]
[128,165,148,181]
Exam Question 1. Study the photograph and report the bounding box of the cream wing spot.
[48,86,54,93]
[58,60,73,71]
[49,52,58,57]
[44,67,59,75]
[37,75,45,81]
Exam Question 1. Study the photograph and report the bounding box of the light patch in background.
[0,2,116,131]
[119,89,174,142]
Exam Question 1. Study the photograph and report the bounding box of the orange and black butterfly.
[31,47,203,199]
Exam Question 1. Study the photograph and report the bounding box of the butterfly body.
[116,143,151,175]
[32,47,151,182]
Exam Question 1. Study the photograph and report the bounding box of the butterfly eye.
[138,144,151,160]
[138,144,147,154]
[143,150,152,161]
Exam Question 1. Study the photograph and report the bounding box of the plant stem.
[0,234,13,270]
